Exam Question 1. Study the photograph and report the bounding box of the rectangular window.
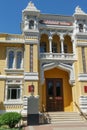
[7,86,20,100]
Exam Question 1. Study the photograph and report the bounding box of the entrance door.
[46,78,63,111]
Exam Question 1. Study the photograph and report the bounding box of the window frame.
[6,47,23,70]
[79,23,83,32]
[29,20,34,29]
[5,80,22,103]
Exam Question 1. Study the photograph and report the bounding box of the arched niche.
[63,35,73,53]
[52,34,60,53]
[40,34,49,53]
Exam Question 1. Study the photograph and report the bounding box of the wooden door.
[46,78,63,111]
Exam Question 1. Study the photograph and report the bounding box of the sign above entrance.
[39,20,72,26]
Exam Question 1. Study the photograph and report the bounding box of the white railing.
[40,53,75,60]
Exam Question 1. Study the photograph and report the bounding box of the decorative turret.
[74,6,86,15]
[73,6,87,34]
[21,1,40,34]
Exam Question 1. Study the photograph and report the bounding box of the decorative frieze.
[24,72,38,81]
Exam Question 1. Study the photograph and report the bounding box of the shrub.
[0,112,22,128]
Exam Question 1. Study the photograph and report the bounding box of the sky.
[0,0,87,34]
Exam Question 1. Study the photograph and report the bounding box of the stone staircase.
[47,112,85,124]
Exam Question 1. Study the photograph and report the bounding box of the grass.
[0,128,22,130]
[0,126,23,130]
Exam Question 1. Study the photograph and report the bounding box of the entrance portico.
[40,62,75,112]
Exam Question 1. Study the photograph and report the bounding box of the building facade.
[0,1,87,116]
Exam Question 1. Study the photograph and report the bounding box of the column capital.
[49,36,52,40]
[71,36,75,42]
[60,35,64,41]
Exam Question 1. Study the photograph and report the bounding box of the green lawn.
[0,128,20,130]
[0,127,23,130]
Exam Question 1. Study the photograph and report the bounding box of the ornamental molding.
[40,14,73,21]
[40,30,72,39]
[4,100,23,105]
[24,72,39,81]
[23,1,40,13]
[74,6,86,15]
[78,73,87,81]
[0,75,24,80]
[25,39,39,44]
[40,62,75,85]
[76,43,87,47]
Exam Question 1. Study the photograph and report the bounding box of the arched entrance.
[41,67,73,112]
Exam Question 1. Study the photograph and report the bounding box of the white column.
[60,39,64,54]
[5,85,8,101]
[49,36,52,53]
[72,40,75,54]
[72,36,76,55]
[83,24,86,32]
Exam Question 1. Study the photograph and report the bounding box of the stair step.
[46,112,84,124]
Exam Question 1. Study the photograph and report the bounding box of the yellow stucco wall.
[33,45,38,72]
[24,44,30,72]
[0,34,87,114]
[41,68,73,112]
[0,80,5,110]
[0,43,24,75]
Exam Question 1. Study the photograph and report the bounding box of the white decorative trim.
[25,39,39,44]
[0,40,24,44]
[0,75,24,80]
[4,100,23,105]
[40,62,75,85]
[74,6,86,15]
[24,72,39,81]
[77,43,87,47]
[78,73,87,81]
[79,96,87,113]
[23,1,40,13]
[5,68,24,74]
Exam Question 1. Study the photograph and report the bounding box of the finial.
[75,6,86,15]
[23,0,40,13]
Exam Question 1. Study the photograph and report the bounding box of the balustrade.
[40,52,75,60]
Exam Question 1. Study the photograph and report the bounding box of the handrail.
[41,104,51,124]
[74,102,87,120]
[42,104,46,113]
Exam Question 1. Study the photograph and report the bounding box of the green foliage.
[0,112,22,128]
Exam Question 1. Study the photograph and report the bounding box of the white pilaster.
[60,35,64,56]
[5,85,8,101]
[72,39,75,54]
[49,36,52,53]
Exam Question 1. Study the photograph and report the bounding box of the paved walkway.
[24,122,87,130]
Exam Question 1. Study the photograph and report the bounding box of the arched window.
[79,24,83,32]
[40,42,46,52]
[64,44,68,53]
[52,42,57,53]
[16,51,22,69]
[29,20,34,29]
[8,51,14,68]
